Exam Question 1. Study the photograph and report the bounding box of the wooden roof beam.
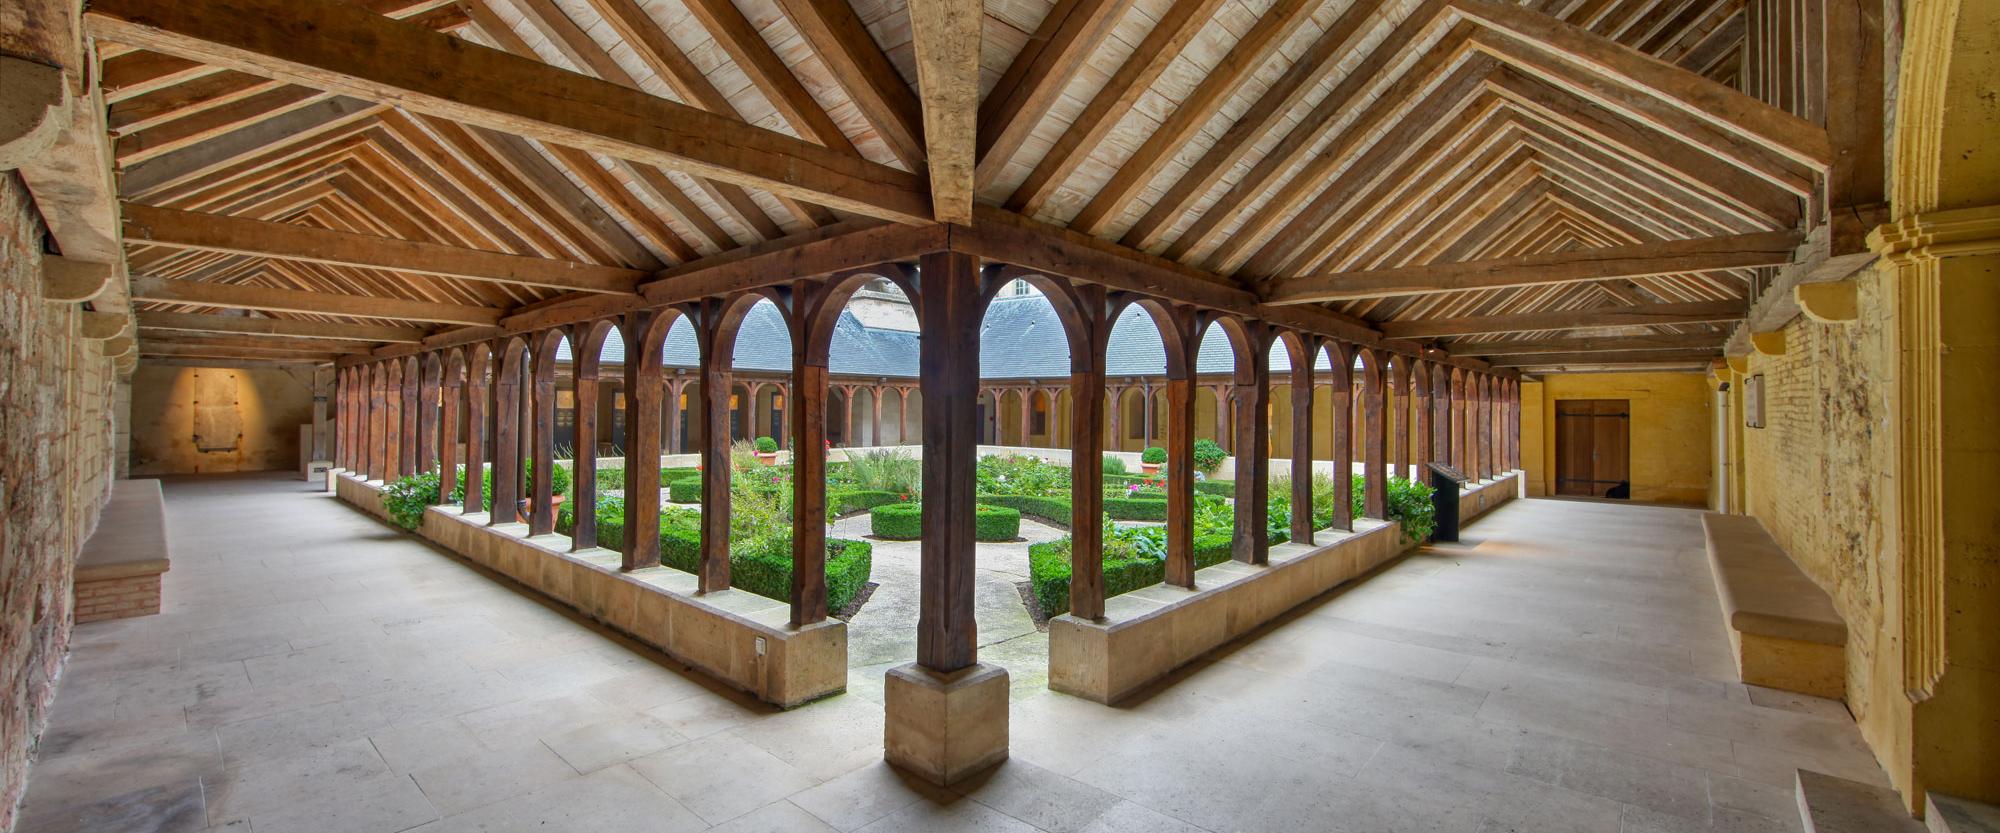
[1446,332,1725,354]
[122,203,646,294]
[1450,0,1830,169]
[1488,347,1721,366]
[909,0,981,224]
[135,310,430,342]
[771,0,926,169]
[973,0,1133,188]
[87,0,932,224]
[1380,298,1743,338]
[130,275,506,325]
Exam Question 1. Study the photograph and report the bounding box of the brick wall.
[72,573,162,624]
[1738,264,1901,765]
[0,171,119,831]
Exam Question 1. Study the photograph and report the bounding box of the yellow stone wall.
[1519,372,1712,504]
[129,364,317,475]
[1736,263,1905,776]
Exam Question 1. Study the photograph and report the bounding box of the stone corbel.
[1869,205,2000,264]
[1725,354,1750,375]
[0,55,72,171]
[80,310,130,340]
[1750,330,1788,356]
[41,254,114,302]
[1794,281,1859,324]
[101,334,135,358]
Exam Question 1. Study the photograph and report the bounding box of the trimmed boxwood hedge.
[1027,533,1234,616]
[597,508,871,611]
[828,489,905,516]
[975,493,1070,527]
[667,475,703,503]
[870,502,922,539]
[1194,479,1234,498]
[1102,495,1168,521]
[869,502,1021,541]
[974,505,1020,541]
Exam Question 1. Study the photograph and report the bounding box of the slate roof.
[556,296,1337,380]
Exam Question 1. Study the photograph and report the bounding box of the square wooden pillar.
[886,250,1007,787]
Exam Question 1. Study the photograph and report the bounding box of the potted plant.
[754,436,780,464]
[513,460,570,522]
[1140,446,1167,474]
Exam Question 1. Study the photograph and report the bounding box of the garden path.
[833,514,1061,697]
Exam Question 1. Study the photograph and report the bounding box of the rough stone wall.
[1739,264,1900,753]
[0,172,118,831]
[128,364,315,475]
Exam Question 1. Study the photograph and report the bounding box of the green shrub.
[1193,479,1234,498]
[1140,446,1167,465]
[1101,455,1128,475]
[1349,473,1438,543]
[828,489,906,517]
[662,466,700,482]
[445,460,568,511]
[870,502,923,539]
[755,436,778,453]
[1102,495,1168,521]
[1191,439,1227,474]
[1028,532,1234,616]
[667,475,704,503]
[974,505,1021,541]
[977,493,1070,527]
[839,448,921,495]
[382,472,440,530]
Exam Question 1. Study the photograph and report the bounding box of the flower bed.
[591,500,871,611]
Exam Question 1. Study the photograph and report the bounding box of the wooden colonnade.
[334,252,1519,678]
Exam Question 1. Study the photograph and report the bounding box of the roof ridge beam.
[131,275,506,325]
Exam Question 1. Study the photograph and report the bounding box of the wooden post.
[1231,329,1270,565]
[1389,359,1409,482]
[1450,371,1467,474]
[1214,385,1231,453]
[491,345,523,525]
[439,363,460,507]
[1019,389,1032,447]
[916,251,982,672]
[1328,343,1353,531]
[416,357,439,476]
[1431,366,1450,481]
[1360,349,1387,519]
[664,379,682,456]
[1288,336,1315,546]
[1069,286,1107,620]
[463,353,489,514]
[1107,385,1123,451]
[698,306,734,592]
[1411,361,1430,481]
[626,312,666,571]
[529,336,557,536]
[337,369,352,471]
[1164,318,1196,587]
[400,358,419,478]
[791,287,829,625]
[383,361,404,481]
[872,386,886,447]
[572,326,601,551]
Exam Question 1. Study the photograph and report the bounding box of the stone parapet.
[1051,473,1518,703]
[334,472,846,707]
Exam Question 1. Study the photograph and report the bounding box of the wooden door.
[1555,399,1631,497]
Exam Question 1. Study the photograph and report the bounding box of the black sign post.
[1427,463,1472,542]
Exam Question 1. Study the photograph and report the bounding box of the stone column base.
[883,662,1008,786]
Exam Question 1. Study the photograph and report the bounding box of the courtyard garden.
[377,443,1437,623]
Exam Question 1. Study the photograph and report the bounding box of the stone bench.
[1701,512,1846,698]
[74,479,171,624]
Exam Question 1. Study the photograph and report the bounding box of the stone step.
[1796,769,1926,833]
[1928,792,2000,833]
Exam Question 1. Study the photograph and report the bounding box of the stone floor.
[19,472,1892,833]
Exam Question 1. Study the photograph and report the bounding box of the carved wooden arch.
[1354,346,1388,518]
[490,334,533,526]
[1110,295,1194,380]
[573,318,620,382]
[620,305,693,570]
[802,266,920,368]
[1198,313,1270,386]
[436,348,467,505]
[985,266,1091,366]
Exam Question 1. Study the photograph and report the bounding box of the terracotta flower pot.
[1140,463,1160,475]
[757,452,780,465]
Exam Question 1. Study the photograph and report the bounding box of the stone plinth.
[883,662,1009,786]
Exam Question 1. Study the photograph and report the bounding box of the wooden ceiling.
[82,0,1844,374]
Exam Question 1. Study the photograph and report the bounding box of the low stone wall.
[334,472,845,707]
[1050,472,1520,703]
